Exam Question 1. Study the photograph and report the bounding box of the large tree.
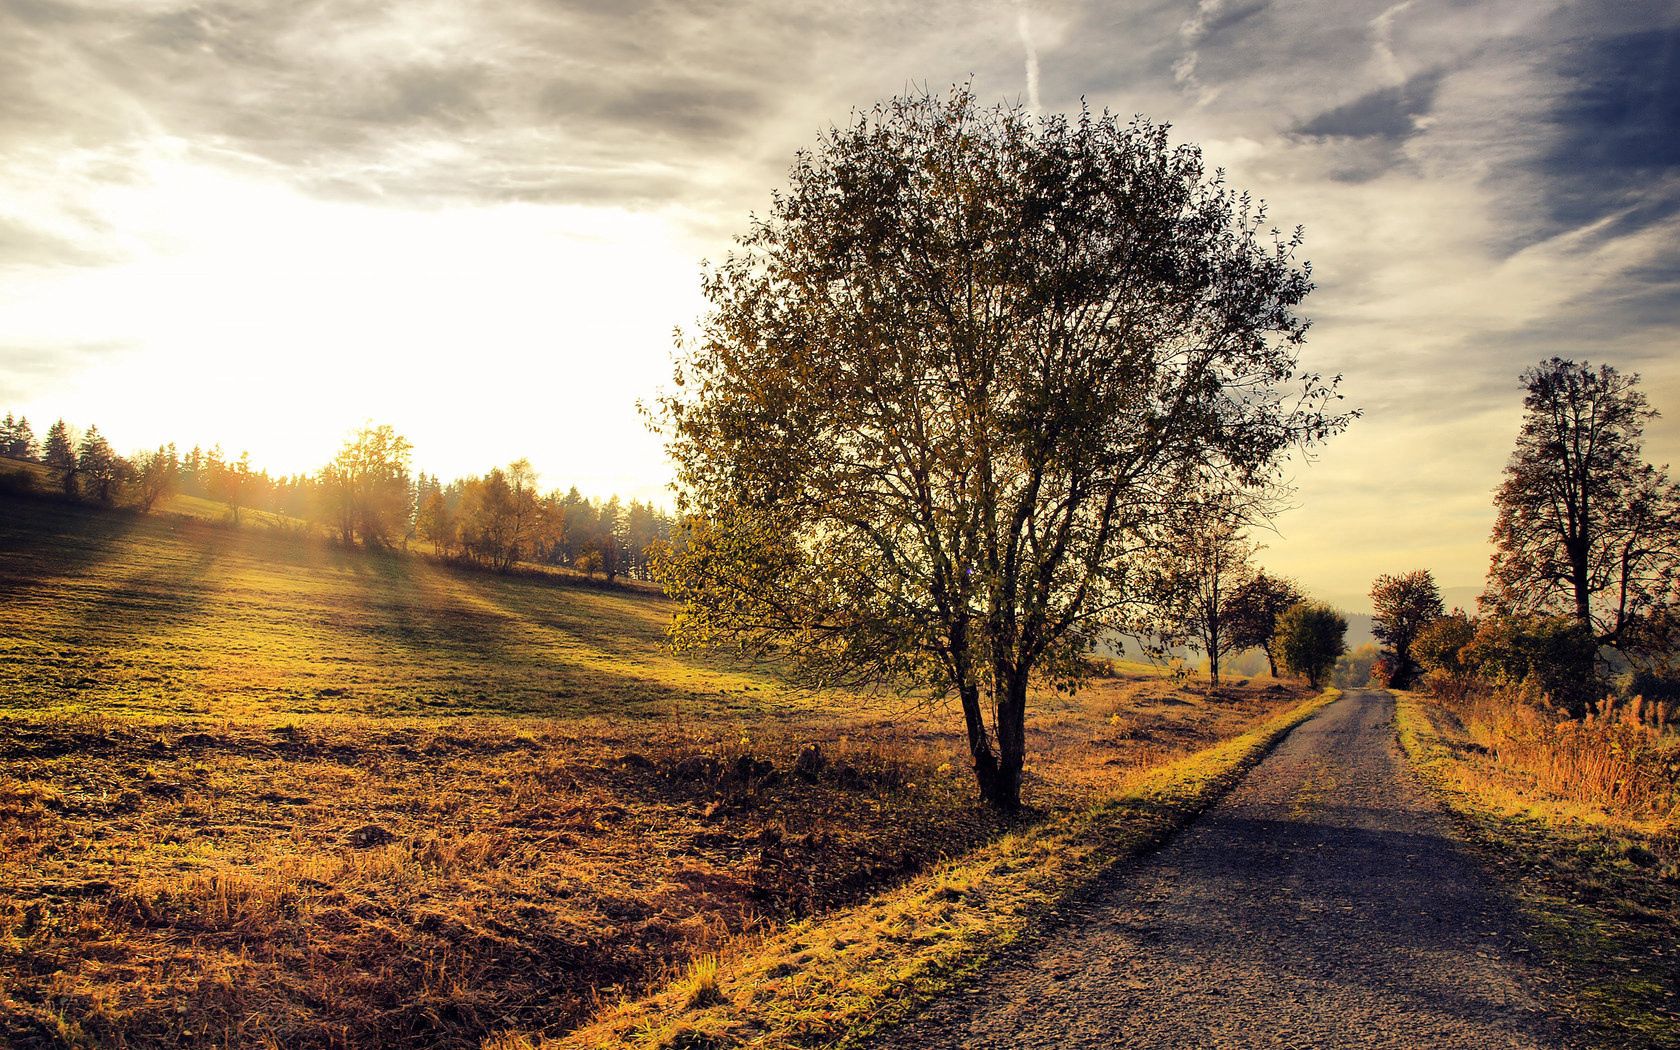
[654,89,1348,809]
[1370,569,1443,689]
[1485,358,1680,656]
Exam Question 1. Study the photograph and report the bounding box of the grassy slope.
[0,494,775,722]
[548,690,1338,1050]
[0,492,1314,1049]
[1395,694,1680,1047]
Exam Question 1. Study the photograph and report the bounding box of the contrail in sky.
[1016,3,1041,112]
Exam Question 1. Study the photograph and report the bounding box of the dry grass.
[1396,693,1680,1044]
[1459,692,1679,819]
[0,493,1311,1049]
[548,690,1338,1050]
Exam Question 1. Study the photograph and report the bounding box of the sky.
[0,0,1676,610]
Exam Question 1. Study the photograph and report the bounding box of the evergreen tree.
[76,426,122,505]
[0,414,35,459]
[13,416,36,459]
[43,419,77,496]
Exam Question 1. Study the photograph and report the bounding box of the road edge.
[1391,691,1680,1048]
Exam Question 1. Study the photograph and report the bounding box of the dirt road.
[884,689,1573,1048]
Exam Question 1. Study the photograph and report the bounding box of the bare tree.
[1142,492,1259,687]
[654,89,1349,809]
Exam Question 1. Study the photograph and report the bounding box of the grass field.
[1396,694,1680,1045]
[0,493,1310,1048]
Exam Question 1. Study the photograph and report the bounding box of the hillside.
[0,493,751,722]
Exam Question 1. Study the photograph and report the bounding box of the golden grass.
[546,690,1338,1050]
[1396,693,1680,1045]
[0,492,1315,1049]
[1462,693,1678,819]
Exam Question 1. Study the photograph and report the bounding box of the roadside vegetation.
[1382,356,1680,1045]
[1396,694,1678,1045]
[536,691,1337,1050]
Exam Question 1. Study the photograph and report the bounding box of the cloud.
[1529,24,1680,235]
[1295,70,1442,141]
[0,0,1676,599]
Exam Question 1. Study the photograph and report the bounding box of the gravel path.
[883,689,1573,1049]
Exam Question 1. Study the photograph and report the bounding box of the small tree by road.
[1371,570,1443,689]
[1227,571,1303,677]
[1276,601,1347,688]
[1143,495,1260,687]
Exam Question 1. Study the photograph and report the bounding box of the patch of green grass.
[1396,694,1680,1047]
[0,494,794,723]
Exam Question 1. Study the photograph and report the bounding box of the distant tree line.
[0,415,672,583]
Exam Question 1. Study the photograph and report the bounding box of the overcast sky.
[1,0,1676,608]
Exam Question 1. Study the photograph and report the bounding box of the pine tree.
[43,419,77,496]
[77,426,122,505]
[11,416,36,459]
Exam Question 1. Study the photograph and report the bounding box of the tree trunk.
[1264,647,1278,678]
[956,681,1008,806]
[1571,546,1592,629]
[978,669,1028,811]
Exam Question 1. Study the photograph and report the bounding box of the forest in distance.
[0,414,673,582]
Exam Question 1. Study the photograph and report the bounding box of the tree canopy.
[1485,358,1680,659]
[1276,600,1347,688]
[1370,569,1443,689]
[1226,571,1303,677]
[655,88,1350,809]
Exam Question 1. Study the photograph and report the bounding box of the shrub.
[1462,614,1599,714]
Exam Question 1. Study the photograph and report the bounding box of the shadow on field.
[0,494,145,585]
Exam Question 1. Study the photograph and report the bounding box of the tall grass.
[1450,684,1680,819]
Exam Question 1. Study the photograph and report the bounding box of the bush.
[1462,614,1599,715]
[1625,669,1680,706]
